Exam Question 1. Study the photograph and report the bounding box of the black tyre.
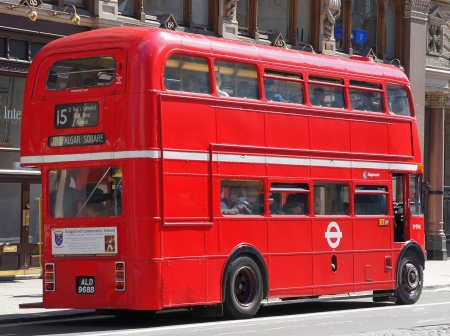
[395,250,423,305]
[223,256,263,319]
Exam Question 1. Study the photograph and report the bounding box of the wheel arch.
[221,244,269,302]
[397,240,426,271]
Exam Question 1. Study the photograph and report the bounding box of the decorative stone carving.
[428,24,442,54]
[322,0,341,38]
[225,0,238,21]
[0,61,30,74]
[405,0,431,20]
[426,92,449,108]
[426,55,450,68]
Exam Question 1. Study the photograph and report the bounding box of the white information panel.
[52,227,117,257]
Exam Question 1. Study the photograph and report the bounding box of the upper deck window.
[349,80,383,112]
[308,75,344,108]
[387,85,411,116]
[164,54,211,94]
[264,70,303,104]
[46,56,116,91]
[215,60,259,99]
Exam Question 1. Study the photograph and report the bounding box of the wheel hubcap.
[402,261,419,292]
[233,266,257,307]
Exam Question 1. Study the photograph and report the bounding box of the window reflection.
[351,0,377,53]
[258,0,289,38]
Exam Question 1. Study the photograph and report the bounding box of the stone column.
[425,92,448,260]
[319,0,341,55]
[218,0,239,40]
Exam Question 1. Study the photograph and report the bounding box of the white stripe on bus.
[20,149,418,171]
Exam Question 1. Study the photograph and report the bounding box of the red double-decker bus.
[20,27,425,319]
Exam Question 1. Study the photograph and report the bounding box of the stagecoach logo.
[363,171,380,179]
[325,221,342,249]
[54,230,64,247]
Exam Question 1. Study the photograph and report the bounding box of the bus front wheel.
[396,250,423,305]
[224,256,263,319]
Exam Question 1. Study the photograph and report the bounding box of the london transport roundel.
[325,221,342,249]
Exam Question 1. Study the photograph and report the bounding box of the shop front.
[0,73,42,277]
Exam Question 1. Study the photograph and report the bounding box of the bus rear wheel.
[224,256,263,319]
[396,250,423,305]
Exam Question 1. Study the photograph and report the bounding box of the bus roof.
[33,27,408,84]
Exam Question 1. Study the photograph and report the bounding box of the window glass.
[118,0,134,15]
[297,0,311,43]
[0,75,25,149]
[237,0,250,32]
[215,61,259,99]
[144,0,183,22]
[264,70,303,104]
[193,0,208,26]
[270,183,309,215]
[29,183,42,244]
[352,0,377,53]
[258,0,289,38]
[334,0,344,50]
[410,175,422,215]
[47,56,116,90]
[49,167,122,218]
[30,42,45,60]
[165,54,211,94]
[220,180,263,215]
[385,0,395,58]
[314,183,349,215]
[9,39,27,61]
[354,185,387,215]
[387,85,411,116]
[349,89,383,112]
[308,76,344,108]
[0,183,21,243]
[0,38,5,58]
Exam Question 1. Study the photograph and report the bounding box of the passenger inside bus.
[331,88,344,108]
[264,79,287,102]
[47,71,59,90]
[215,72,229,97]
[311,87,327,106]
[290,89,304,104]
[364,92,382,112]
[350,92,369,111]
[182,73,197,93]
[221,187,252,215]
[86,202,108,217]
[284,201,303,215]
[237,80,258,99]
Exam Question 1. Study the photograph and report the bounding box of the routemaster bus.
[20,27,425,319]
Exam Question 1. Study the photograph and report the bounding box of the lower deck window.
[314,182,349,215]
[221,179,263,215]
[270,182,309,215]
[354,185,387,215]
[49,167,122,218]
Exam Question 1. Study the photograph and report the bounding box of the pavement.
[1,259,450,325]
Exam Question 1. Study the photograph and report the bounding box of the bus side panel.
[268,219,314,297]
[265,112,310,149]
[388,121,413,156]
[312,219,354,295]
[350,120,389,155]
[162,258,207,307]
[216,108,265,147]
[309,116,351,153]
[160,98,216,150]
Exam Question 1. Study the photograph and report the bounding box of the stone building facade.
[0,0,448,276]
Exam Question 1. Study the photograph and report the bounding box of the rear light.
[44,263,55,292]
[115,262,125,291]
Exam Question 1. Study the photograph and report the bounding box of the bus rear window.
[49,167,122,218]
[46,56,116,90]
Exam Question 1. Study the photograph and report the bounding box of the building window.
[192,0,209,26]
[237,0,250,32]
[385,0,395,58]
[144,0,184,22]
[0,75,25,148]
[351,0,377,53]
[297,0,311,43]
[258,0,289,38]
[118,0,134,15]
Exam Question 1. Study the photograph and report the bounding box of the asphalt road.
[1,288,450,336]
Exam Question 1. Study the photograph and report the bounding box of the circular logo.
[325,221,342,249]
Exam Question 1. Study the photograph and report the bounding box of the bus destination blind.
[54,101,99,128]
[49,133,106,147]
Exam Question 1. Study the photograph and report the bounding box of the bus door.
[392,173,424,244]
[0,176,41,275]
